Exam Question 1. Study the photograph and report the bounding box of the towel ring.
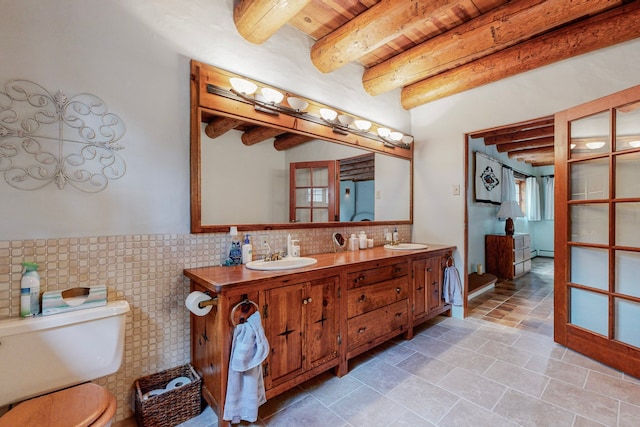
[445,254,454,267]
[230,298,259,327]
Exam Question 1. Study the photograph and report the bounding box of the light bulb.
[377,127,390,137]
[229,77,257,95]
[287,97,308,112]
[261,87,284,104]
[354,120,371,131]
[585,141,605,150]
[389,131,403,141]
[628,140,640,148]
[402,135,413,144]
[319,108,337,121]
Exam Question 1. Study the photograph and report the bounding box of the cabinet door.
[413,256,441,318]
[305,276,340,369]
[425,257,443,312]
[264,284,305,388]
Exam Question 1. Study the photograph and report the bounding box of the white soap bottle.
[359,231,367,249]
[349,234,359,251]
[241,234,253,264]
[20,262,40,317]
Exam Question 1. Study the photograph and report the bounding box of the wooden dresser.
[485,234,531,279]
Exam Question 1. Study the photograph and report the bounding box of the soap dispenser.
[359,231,367,249]
[242,234,253,264]
[20,262,40,317]
[348,234,359,251]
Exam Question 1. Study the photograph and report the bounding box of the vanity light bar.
[205,74,413,150]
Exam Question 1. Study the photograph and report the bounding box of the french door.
[289,161,337,223]
[555,84,640,377]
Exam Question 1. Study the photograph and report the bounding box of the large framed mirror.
[190,60,413,233]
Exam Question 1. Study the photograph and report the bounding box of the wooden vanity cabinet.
[184,245,455,427]
[262,275,340,394]
[345,260,410,359]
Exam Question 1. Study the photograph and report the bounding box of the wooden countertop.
[184,244,455,292]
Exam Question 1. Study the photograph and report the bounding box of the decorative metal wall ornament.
[0,80,126,192]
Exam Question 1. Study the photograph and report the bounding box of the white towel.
[443,266,463,306]
[223,311,270,424]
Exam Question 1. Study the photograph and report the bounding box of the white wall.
[0,0,409,240]
[410,39,640,285]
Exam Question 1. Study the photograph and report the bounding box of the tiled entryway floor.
[127,257,640,427]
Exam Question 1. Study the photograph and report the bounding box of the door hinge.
[337,333,342,345]
[338,287,341,298]
[263,363,269,377]
[263,304,269,318]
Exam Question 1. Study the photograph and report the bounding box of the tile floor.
[121,257,640,426]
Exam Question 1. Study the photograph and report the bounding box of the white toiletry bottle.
[359,231,367,249]
[392,227,399,243]
[384,228,392,243]
[242,234,253,264]
[349,234,359,251]
[20,262,40,317]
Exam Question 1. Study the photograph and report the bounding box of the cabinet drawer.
[514,262,524,276]
[347,262,408,289]
[524,259,532,272]
[347,277,409,319]
[515,249,525,263]
[513,235,525,250]
[347,299,408,351]
[523,234,531,248]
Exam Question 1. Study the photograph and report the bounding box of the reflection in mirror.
[570,111,610,159]
[332,232,346,252]
[200,126,411,226]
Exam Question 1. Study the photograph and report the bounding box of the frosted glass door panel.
[295,169,311,186]
[570,159,609,200]
[312,168,328,186]
[570,204,609,244]
[615,299,640,348]
[570,111,610,159]
[615,152,640,198]
[615,101,640,152]
[296,209,310,222]
[313,209,329,222]
[615,203,640,247]
[570,288,608,336]
[571,246,608,291]
[615,251,640,298]
[296,189,311,207]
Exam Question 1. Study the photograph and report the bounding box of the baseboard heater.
[536,249,554,258]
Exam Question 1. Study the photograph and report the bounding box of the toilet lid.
[0,383,113,427]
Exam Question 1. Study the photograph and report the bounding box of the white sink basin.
[384,243,429,250]
[245,257,318,271]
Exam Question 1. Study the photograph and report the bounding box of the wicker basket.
[134,364,202,427]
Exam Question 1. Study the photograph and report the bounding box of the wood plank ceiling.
[231,0,640,166]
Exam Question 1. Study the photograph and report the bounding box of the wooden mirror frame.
[190,60,414,233]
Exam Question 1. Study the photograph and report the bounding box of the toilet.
[0,300,130,427]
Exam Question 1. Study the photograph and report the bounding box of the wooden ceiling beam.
[496,136,554,153]
[364,0,621,96]
[470,116,554,139]
[204,116,245,139]
[234,0,311,44]
[241,126,286,146]
[310,0,503,73]
[402,1,640,109]
[508,146,554,159]
[273,133,315,151]
[485,126,554,145]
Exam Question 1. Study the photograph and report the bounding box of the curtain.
[526,177,541,221]
[501,167,517,201]
[544,176,555,220]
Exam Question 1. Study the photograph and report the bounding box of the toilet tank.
[0,300,129,406]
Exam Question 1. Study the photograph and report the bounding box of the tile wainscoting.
[0,224,410,422]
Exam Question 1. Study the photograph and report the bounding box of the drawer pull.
[426,267,433,272]
[394,267,402,273]
[303,297,313,304]
[396,287,401,294]
[395,312,403,318]
[358,295,367,303]
[356,275,366,283]
[358,327,367,334]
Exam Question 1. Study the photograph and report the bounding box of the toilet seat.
[0,383,116,427]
